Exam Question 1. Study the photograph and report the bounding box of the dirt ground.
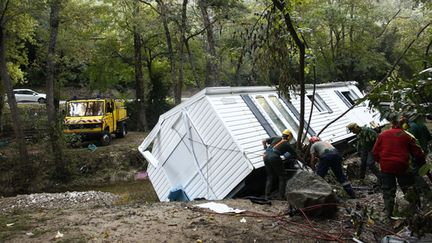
[1,177,431,242]
[0,194,403,243]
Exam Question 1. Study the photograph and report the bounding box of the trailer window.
[335,90,363,107]
[307,94,332,113]
[255,96,285,132]
[269,96,299,133]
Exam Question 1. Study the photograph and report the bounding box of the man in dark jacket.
[400,113,432,201]
[262,129,297,200]
[373,114,425,218]
[347,123,382,185]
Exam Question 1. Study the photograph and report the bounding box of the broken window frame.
[335,90,365,108]
[307,93,333,113]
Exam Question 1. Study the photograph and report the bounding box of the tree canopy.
[2,0,431,120]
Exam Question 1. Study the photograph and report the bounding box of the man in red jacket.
[373,114,425,218]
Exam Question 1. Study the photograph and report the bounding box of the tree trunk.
[0,89,4,133]
[425,38,432,69]
[185,39,201,89]
[273,0,306,148]
[155,0,178,104]
[46,0,69,182]
[177,0,188,103]
[198,0,219,87]
[348,2,354,80]
[0,25,32,193]
[133,2,147,131]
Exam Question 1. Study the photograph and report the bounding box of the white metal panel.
[209,95,268,169]
[186,96,253,199]
[142,151,159,167]
[147,159,171,201]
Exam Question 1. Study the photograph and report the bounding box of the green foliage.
[249,5,299,89]
[2,0,432,130]
[367,69,432,117]
[0,1,38,85]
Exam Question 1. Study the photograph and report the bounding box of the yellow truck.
[63,98,128,146]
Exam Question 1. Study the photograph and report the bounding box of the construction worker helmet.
[346,122,359,132]
[282,129,293,140]
[309,136,320,143]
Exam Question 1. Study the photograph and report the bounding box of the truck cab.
[63,98,128,145]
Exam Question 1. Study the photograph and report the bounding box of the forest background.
[0,0,431,194]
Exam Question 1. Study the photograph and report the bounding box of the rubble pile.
[0,191,119,214]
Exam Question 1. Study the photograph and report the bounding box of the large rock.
[285,170,339,217]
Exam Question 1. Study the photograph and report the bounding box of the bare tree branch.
[138,0,160,14]
[112,50,133,65]
[186,18,218,41]
[0,0,10,26]
[376,9,401,38]
[424,38,432,69]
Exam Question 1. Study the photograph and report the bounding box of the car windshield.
[67,101,104,117]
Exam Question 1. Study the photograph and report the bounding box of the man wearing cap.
[347,123,382,186]
[309,136,356,199]
[373,114,425,218]
[262,129,297,200]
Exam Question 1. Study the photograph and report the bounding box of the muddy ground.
[0,194,393,242]
[1,131,432,242]
[1,189,430,243]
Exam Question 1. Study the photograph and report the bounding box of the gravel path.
[0,191,119,214]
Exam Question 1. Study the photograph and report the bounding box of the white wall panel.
[210,95,269,169]
[184,97,253,199]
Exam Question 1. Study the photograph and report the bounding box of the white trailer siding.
[185,96,253,199]
[209,95,268,169]
[144,95,253,201]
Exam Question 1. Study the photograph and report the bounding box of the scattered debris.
[195,202,245,214]
[87,144,97,152]
[381,235,408,243]
[134,171,148,181]
[352,237,363,243]
[55,231,64,239]
[244,196,271,205]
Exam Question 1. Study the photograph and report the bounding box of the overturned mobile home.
[138,82,385,201]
